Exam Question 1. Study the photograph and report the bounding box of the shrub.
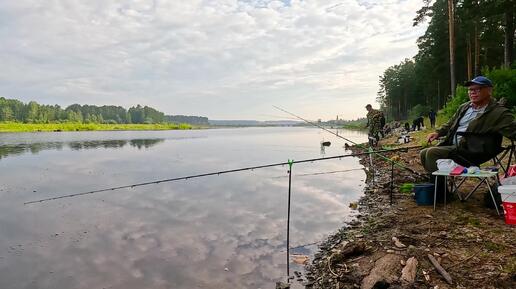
[485,68,516,107]
[441,85,468,119]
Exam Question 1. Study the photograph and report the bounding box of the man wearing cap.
[420,76,516,173]
[365,104,383,146]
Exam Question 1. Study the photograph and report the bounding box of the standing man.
[379,111,386,138]
[365,104,383,146]
[420,76,516,174]
[428,109,437,128]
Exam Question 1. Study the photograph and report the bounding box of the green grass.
[484,241,504,252]
[0,122,194,132]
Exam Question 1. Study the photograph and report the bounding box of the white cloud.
[0,0,427,120]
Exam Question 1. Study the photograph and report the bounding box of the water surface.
[0,127,367,289]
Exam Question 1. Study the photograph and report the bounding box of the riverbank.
[303,133,516,289]
[0,122,196,132]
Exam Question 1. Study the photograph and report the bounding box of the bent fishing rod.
[273,105,424,178]
[24,148,407,205]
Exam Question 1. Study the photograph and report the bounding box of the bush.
[484,68,516,107]
[441,85,468,119]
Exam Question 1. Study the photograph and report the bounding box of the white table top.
[432,170,498,177]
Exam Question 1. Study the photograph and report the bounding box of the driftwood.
[400,257,418,285]
[427,254,452,284]
[331,242,367,264]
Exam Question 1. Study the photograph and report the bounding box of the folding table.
[432,170,500,215]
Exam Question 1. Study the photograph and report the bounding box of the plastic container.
[414,183,435,206]
[499,185,516,225]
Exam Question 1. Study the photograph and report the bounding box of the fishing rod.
[272,105,424,178]
[271,168,364,179]
[24,149,404,205]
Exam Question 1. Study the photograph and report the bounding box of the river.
[0,127,367,289]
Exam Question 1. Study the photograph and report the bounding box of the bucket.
[502,203,516,225]
[499,185,516,225]
[414,183,434,206]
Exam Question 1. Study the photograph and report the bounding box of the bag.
[507,165,516,177]
[436,159,459,173]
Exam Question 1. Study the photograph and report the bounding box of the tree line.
[377,0,515,120]
[0,97,209,125]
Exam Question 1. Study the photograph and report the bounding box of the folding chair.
[493,139,515,177]
[441,132,514,213]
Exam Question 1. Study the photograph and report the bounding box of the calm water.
[0,127,367,289]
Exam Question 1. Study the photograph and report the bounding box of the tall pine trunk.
[474,22,480,76]
[467,34,472,79]
[504,3,514,67]
[448,0,456,97]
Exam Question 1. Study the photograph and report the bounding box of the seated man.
[420,76,516,174]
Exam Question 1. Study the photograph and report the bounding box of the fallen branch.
[428,254,452,284]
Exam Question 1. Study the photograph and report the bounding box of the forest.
[0,97,209,125]
[377,0,515,120]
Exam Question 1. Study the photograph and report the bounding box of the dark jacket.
[436,99,516,165]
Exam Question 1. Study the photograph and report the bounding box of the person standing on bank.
[420,76,516,174]
[365,104,383,146]
[428,109,437,128]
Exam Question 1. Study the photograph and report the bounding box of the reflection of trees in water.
[68,140,129,150]
[130,139,164,149]
[0,139,165,159]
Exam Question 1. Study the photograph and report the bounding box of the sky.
[0,0,428,121]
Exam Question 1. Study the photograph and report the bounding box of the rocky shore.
[302,142,516,289]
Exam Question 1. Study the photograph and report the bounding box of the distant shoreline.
[0,122,199,133]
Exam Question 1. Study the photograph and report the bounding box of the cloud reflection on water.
[0,128,367,289]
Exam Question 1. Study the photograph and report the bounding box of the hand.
[427,132,439,143]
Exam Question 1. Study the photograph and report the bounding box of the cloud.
[0,0,427,120]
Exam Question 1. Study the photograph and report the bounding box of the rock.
[400,257,418,286]
[361,254,403,289]
[392,236,406,248]
[275,281,290,289]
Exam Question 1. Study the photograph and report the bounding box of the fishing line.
[270,168,364,179]
[24,149,399,205]
[272,106,424,177]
